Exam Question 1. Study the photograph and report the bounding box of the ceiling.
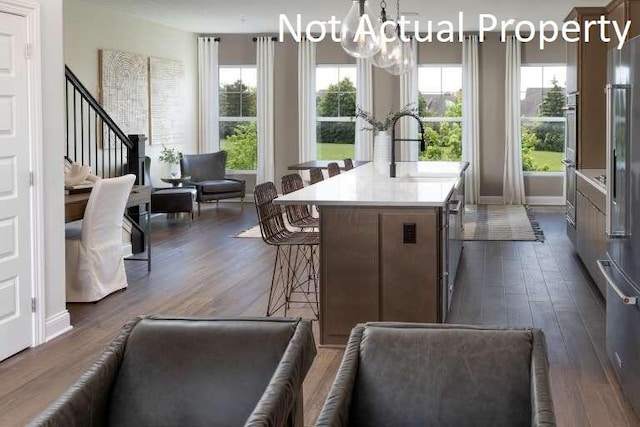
[82,0,609,33]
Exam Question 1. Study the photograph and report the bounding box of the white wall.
[63,0,198,187]
[32,0,70,339]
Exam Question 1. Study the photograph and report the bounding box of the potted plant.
[158,144,181,177]
[355,104,419,165]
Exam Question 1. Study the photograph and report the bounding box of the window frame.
[520,63,567,176]
[218,65,258,174]
[418,64,463,161]
[315,64,358,160]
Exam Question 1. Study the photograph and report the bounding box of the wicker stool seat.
[254,182,319,318]
[327,162,340,177]
[281,174,319,230]
[310,168,324,185]
[344,158,354,170]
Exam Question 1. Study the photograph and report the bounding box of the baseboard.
[478,196,503,205]
[45,310,73,343]
[526,196,565,206]
[477,196,565,206]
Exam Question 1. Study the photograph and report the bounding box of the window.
[219,66,257,171]
[520,65,566,173]
[418,65,463,161]
[316,65,357,160]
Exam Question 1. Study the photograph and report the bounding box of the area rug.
[235,225,262,238]
[462,205,545,242]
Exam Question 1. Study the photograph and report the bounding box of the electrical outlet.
[403,223,417,244]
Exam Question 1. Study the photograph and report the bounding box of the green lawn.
[318,143,564,173]
[530,150,563,172]
[317,143,355,160]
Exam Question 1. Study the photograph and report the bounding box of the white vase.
[373,131,391,174]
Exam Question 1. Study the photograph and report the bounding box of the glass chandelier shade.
[384,36,413,75]
[370,21,401,69]
[340,0,382,59]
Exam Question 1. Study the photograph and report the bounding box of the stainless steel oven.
[564,92,578,244]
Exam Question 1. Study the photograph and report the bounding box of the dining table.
[287,160,368,171]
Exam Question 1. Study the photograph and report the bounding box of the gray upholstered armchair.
[180,151,246,215]
[30,316,316,427]
[316,323,555,427]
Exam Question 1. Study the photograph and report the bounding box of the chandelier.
[340,0,414,75]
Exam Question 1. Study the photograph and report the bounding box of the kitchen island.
[276,161,469,345]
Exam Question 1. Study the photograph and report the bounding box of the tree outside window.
[219,67,257,171]
[316,66,357,160]
[520,65,566,172]
[418,66,463,161]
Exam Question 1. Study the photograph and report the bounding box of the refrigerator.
[598,35,640,417]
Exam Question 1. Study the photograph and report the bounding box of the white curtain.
[355,58,373,161]
[462,35,480,204]
[256,37,275,184]
[503,36,526,205]
[298,38,317,162]
[197,37,220,154]
[399,38,419,161]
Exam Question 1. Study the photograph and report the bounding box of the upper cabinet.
[608,0,640,41]
[565,7,608,169]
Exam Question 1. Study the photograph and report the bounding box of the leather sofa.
[180,151,246,215]
[30,316,316,427]
[316,323,556,427]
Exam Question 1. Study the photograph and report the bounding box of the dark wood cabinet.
[576,175,607,297]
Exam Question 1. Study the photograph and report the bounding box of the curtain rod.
[252,36,278,42]
[200,36,221,42]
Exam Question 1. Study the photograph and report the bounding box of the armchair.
[316,323,555,427]
[30,316,316,427]
[180,151,246,215]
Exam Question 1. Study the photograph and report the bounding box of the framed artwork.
[149,56,186,145]
[99,49,149,141]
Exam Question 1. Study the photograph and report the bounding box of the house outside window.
[316,65,357,160]
[418,65,463,161]
[520,65,567,173]
[219,66,257,171]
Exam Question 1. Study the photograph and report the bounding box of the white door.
[0,11,33,361]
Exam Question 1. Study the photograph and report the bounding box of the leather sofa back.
[108,317,296,427]
[349,325,533,427]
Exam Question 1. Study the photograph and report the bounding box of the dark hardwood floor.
[0,205,637,426]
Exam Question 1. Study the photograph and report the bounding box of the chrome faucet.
[390,112,427,178]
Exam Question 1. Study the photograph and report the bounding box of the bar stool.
[281,174,319,230]
[254,182,319,318]
[344,158,354,170]
[328,162,341,177]
[310,168,324,185]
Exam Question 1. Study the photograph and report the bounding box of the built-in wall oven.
[564,92,578,245]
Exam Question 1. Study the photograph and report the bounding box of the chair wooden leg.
[198,202,201,216]
[241,197,245,208]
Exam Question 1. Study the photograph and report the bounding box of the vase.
[373,131,391,174]
[170,163,180,178]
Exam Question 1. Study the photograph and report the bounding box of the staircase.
[65,65,148,254]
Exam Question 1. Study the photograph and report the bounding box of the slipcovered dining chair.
[30,316,317,427]
[327,162,341,177]
[180,151,246,215]
[65,174,136,302]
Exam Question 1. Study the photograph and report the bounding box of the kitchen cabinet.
[608,0,640,41]
[576,173,607,297]
[565,7,608,170]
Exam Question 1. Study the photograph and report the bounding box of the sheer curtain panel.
[257,37,275,184]
[197,37,220,154]
[355,58,373,161]
[298,38,317,162]
[462,35,480,204]
[399,38,419,161]
[503,36,526,205]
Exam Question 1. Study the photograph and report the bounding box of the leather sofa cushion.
[153,188,197,197]
[200,179,243,194]
[350,327,533,427]
[108,318,296,427]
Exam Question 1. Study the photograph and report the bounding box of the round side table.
[161,175,192,187]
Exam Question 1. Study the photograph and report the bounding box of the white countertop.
[576,169,606,195]
[275,161,469,207]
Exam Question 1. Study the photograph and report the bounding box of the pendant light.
[384,0,413,75]
[340,0,382,59]
[370,1,402,69]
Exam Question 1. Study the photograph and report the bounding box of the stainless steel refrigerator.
[598,34,640,417]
